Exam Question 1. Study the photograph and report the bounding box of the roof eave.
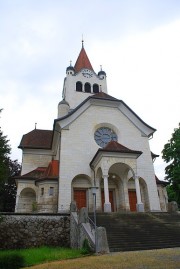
[90,149,142,168]
[54,94,156,137]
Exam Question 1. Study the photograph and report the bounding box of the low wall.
[0,213,70,249]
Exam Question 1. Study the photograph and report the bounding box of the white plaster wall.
[64,71,107,109]
[21,151,52,175]
[58,104,160,212]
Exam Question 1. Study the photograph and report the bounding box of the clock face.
[94,127,117,148]
[82,69,93,78]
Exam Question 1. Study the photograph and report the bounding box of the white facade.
[15,44,167,213]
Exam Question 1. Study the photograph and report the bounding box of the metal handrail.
[88,216,96,233]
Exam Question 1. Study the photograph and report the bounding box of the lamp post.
[91,186,98,253]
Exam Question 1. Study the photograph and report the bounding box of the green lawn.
[1,247,180,269]
[0,246,88,268]
[26,248,180,269]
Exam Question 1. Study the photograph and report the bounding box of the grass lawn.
[24,248,180,269]
[0,246,88,268]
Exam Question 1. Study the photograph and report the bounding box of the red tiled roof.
[44,160,59,177]
[74,46,94,73]
[103,141,142,154]
[90,141,142,167]
[19,129,53,149]
[21,167,47,179]
[19,160,59,180]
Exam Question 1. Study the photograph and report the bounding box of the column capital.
[134,174,139,180]
[101,158,110,176]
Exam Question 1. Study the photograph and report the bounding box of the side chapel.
[15,42,168,213]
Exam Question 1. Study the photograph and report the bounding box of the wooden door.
[101,190,115,212]
[128,190,137,212]
[74,189,87,210]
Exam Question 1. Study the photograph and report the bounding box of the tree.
[0,109,11,181]
[0,109,21,212]
[162,123,180,206]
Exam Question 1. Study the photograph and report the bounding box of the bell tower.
[62,42,107,110]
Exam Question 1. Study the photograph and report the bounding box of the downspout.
[91,165,96,187]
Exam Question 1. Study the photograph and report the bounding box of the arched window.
[76,81,82,92]
[93,84,99,93]
[84,83,91,93]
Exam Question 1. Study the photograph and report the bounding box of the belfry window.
[76,81,82,92]
[84,82,91,93]
[93,84,99,93]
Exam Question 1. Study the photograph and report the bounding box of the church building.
[15,42,168,213]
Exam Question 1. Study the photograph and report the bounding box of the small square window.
[49,187,54,196]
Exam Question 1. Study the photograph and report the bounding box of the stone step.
[89,212,180,252]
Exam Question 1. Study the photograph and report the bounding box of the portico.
[90,141,145,212]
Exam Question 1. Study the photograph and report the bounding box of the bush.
[81,238,92,254]
[0,253,24,269]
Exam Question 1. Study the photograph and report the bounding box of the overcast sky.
[0,0,180,180]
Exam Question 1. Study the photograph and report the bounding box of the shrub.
[81,238,92,254]
[0,253,24,269]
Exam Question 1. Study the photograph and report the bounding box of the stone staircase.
[90,212,180,252]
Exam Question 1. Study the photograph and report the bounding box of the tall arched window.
[93,84,99,93]
[76,81,82,92]
[84,83,91,93]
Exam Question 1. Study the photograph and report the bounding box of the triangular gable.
[54,92,156,137]
[90,141,142,168]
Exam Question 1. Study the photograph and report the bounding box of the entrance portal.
[74,189,87,210]
[128,190,137,211]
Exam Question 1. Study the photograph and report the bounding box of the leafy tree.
[162,123,180,206]
[0,109,11,181]
[166,185,177,203]
[0,109,21,212]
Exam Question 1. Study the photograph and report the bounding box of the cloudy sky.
[0,0,180,180]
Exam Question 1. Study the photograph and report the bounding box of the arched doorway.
[100,176,118,212]
[18,188,36,213]
[108,162,135,212]
[128,178,137,212]
[72,174,92,210]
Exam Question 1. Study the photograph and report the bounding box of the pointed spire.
[82,34,84,48]
[74,41,94,73]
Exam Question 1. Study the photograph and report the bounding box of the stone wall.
[0,213,70,249]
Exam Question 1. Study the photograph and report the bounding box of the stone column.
[135,176,144,212]
[123,180,130,211]
[95,179,101,212]
[15,194,20,212]
[103,175,111,212]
